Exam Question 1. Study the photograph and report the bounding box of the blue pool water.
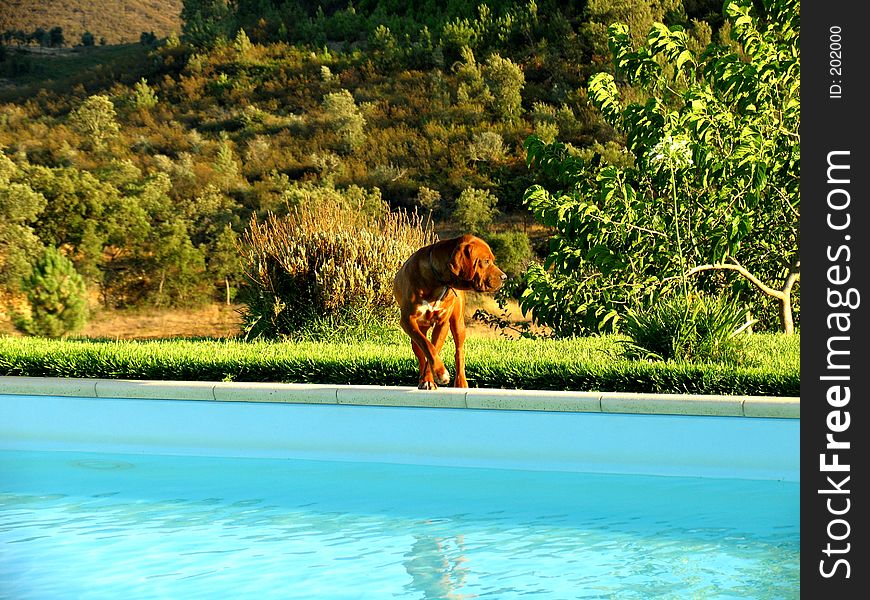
[1,449,799,599]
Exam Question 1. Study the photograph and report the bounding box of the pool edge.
[0,376,799,419]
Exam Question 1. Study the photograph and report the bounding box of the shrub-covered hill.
[0,1,727,315]
[0,0,183,46]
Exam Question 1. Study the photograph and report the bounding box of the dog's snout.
[500,272,508,280]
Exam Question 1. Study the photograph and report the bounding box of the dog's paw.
[434,366,450,385]
[418,380,437,390]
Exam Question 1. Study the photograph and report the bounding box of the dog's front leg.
[410,325,433,388]
[400,314,450,389]
[449,308,468,388]
[429,320,453,386]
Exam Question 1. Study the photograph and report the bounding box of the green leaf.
[677,50,694,71]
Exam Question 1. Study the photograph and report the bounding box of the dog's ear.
[449,239,476,281]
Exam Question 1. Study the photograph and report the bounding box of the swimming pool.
[1,377,799,599]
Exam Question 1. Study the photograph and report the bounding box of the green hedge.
[0,334,800,396]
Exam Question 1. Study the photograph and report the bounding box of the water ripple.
[1,450,799,600]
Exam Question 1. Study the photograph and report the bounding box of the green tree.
[80,31,95,47]
[26,166,116,260]
[96,172,174,307]
[14,246,88,338]
[68,95,120,152]
[213,140,241,190]
[30,27,47,46]
[370,25,401,70]
[485,230,533,278]
[132,78,158,109]
[453,187,499,234]
[0,152,46,291]
[232,28,253,57]
[48,26,65,48]
[482,53,525,121]
[522,0,800,335]
[454,47,493,112]
[181,0,234,47]
[208,224,243,304]
[322,89,366,153]
[152,219,209,307]
[582,0,682,59]
[441,18,478,60]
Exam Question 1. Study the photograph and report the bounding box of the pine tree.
[15,246,89,338]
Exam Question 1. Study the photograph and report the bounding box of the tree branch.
[587,212,667,237]
[684,259,785,300]
[781,257,801,293]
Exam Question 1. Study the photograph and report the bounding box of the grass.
[0,333,800,396]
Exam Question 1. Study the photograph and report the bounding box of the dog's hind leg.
[449,307,468,388]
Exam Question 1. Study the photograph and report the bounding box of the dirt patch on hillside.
[0,302,244,340]
[1,297,543,341]
[80,304,245,340]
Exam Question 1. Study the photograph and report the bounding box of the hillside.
[0,0,182,46]
[0,0,795,338]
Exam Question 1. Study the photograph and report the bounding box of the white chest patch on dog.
[417,300,444,317]
[415,299,446,321]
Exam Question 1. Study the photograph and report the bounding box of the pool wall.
[0,376,799,481]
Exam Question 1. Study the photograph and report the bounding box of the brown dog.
[394,235,506,389]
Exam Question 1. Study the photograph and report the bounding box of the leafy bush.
[522,0,800,335]
[151,219,210,308]
[415,186,442,214]
[0,151,46,291]
[440,18,479,59]
[454,47,493,110]
[468,131,506,163]
[482,53,525,121]
[533,121,559,144]
[13,246,89,338]
[453,187,499,234]
[322,89,366,153]
[484,230,533,278]
[68,94,120,151]
[621,293,754,364]
[131,78,158,110]
[239,192,435,339]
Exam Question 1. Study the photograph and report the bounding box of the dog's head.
[448,235,507,293]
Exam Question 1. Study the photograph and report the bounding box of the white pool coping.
[0,376,799,419]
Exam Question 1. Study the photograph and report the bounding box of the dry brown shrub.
[239,194,435,338]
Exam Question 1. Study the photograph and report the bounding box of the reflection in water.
[1,450,799,599]
[404,528,474,600]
